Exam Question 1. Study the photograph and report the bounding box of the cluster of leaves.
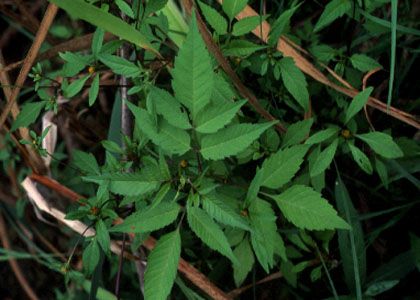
[5,0,420,299]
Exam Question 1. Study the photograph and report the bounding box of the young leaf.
[150,87,191,130]
[272,185,350,230]
[195,100,246,134]
[155,120,191,155]
[314,0,352,32]
[95,220,110,254]
[200,122,276,160]
[348,143,373,174]
[126,102,158,138]
[73,150,100,175]
[223,40,266,57]
[248,199,277,272]
[282,118,313,148]
[83,169,162,196]
[268,4,300,45]
[202,193,251,230]
[88,73,100,106]
[144,230,181,300]
[11,101,45,131]
[258,144,309,189]
[91,28,104,57]
[233,238,254,287]
[356,132,403,159]
[172,14,214,119]
[198,1,228,35]
[144,0,169,16]
[83,239,100,275]
[222,0,248,21]
[111,202,180,233]
[310,138,339,177]
[64,75,90,98]
[99,54,141,77]
[232,16,262,36]
[279,57,309,111]
[115,0,134,18]
[101,140,124,154]
[350,54,382,72]
[187,206,237,264]
[345,87,373,124]
[305,127,340,145]
[127,102,191,155]
[60,51,90,76]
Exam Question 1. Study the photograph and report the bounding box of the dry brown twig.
[0,3,59,174]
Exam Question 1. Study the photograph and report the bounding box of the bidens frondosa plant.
[5,0,420,299]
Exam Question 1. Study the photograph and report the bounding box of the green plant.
[2,0,420,299]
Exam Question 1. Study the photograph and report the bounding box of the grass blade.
[387,0,398,109]
[334,168,365,300]
[49,0,157,54]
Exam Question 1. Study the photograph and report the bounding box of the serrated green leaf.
[259,144,309,189]
[126,101,158,137]
[198,1,228,35]
[356,132,403,159]
[348,143,373,174]
[11,101,45,131]
[223,40,266,56]
[310,138,339,177]
[73,150,100,175]
[96,220,110,254]
[222,0,248,21]
[60,51,90,77]
[272,185,350,230]
[83,166,163,196]
[305,127,340,145]
[345,87,373,124]
[202,192,251,230]
[268,4,300,45]
[172,14,213,119]
[99,54,141,78]
[83,239,100,275]
[156,120,191,155]
[279,57,309,111]
[195,100,246,134]
[233,238,254,287]
[314,0,352,32]
[127,102,191,155]
[144,0,168,16]
[350,54,382,72]
[111,202,180,233]
[88,73,100,106]
[200,122,275,160]
[187,206,237,263]
[249,199,277,272]
[65,75,90,98]
[150,87,191,130]
[144,230,181,300]
[232,16,262,36]
[282,118,313,148]
[101,140,123,154]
